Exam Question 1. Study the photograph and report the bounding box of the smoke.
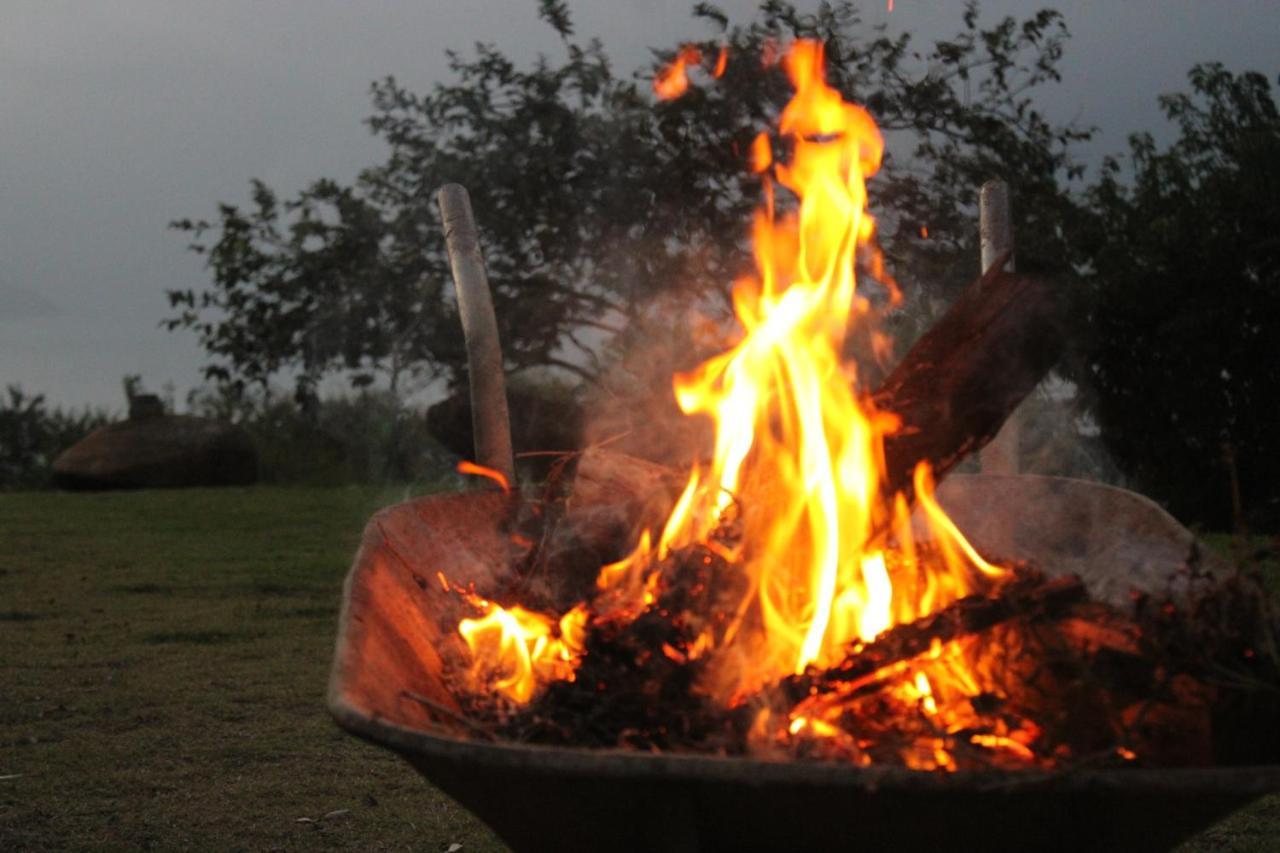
[578,290,728,468]
[1015,376,1128,487]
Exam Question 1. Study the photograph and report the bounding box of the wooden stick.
[437,184,515,484]
[401,690,496,741]
[977,179,1020,475]
[980,180,1015,275]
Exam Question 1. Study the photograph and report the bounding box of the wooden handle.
[437,183,515,485]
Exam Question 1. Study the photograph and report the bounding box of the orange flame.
[603,40,1007,701]
[458,598,588,703]
[713,45,729,78]
[453,41,1015,767]
[654,45,703,100]
[456,460,511,494]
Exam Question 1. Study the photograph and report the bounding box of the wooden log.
[774,569,1087,705]
[873,255,1064,503]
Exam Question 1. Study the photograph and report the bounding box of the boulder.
[52,415,257,490]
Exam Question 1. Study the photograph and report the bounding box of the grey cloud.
[0,282,62,320]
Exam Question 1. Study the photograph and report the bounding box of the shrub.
[187,386,457,486]
[0,386,111,489]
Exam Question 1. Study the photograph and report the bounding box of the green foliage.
[186,386,457,485]
[169,1,1090,400]
[1080,64,1280,530]
[0,386,111,489]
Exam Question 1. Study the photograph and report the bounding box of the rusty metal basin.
[328,470,1280,853]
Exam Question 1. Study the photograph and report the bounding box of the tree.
[169,1,1091,403]
[1080,64,1280,529]
[0,386,110,489]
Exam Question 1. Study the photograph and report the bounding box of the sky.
[2,0,1276,412]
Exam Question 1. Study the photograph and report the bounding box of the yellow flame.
[455,40,1011,720]
[458,601,587,703]
[613,40,1008,699]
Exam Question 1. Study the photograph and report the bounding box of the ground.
[0,487,505,852]
[0,487,1275,851]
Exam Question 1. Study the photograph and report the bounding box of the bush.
[187,386,457,486]
[0,386,112,489]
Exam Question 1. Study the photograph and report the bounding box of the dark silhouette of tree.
[1080,64,1280,530]
[168,1,1090,402]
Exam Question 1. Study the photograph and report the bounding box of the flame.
[654,45,703,100]
[451,40,1019,768]
[457,460,511,494]
[458,598,587,703]
[713,46,729,78]
[606,40,1007,701]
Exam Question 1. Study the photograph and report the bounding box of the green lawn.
[0,487,1275,851]
[0,486,506,852]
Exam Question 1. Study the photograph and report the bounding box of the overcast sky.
[2,1,1276,412]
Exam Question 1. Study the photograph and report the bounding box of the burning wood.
[873,259,1064,503]
[423,38,1279,777]
[771,569,1088,705]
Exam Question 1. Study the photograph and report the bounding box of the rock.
[51,415,257,490]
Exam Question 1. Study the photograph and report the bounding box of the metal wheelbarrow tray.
[328,471,1280,853]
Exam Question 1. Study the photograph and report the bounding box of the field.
[0,486,504,851]
[1,487,1276,851]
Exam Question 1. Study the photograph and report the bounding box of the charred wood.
[873,254,1066,502]
[774,568,1086,705]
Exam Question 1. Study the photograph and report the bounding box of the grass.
[0,486,506,852]
[0,487,1275,851]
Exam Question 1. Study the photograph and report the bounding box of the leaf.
[536,0,573,38]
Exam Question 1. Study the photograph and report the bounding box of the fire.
[713,45,729,78]
[602,40,1006,699]
[450,39,1020,766]
[456,460,511,494]
[457,598,588,703]
[653,45,703,100]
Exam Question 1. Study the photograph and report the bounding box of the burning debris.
[439,469,1275,773]
[424,40,1279,774]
